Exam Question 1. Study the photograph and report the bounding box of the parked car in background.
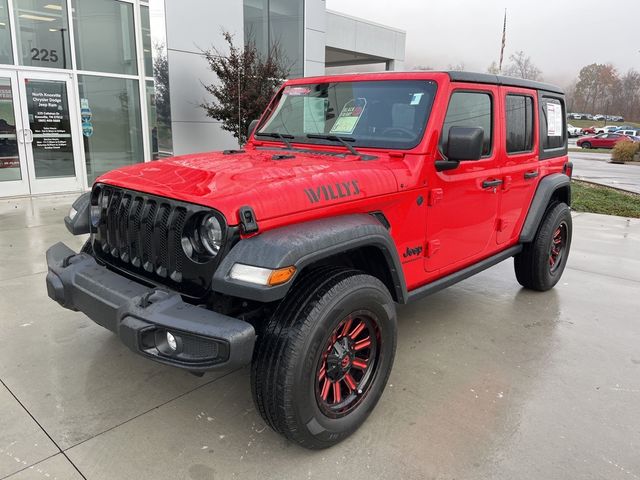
[593,114,605,121]
[577,133,633,149]
[581,126,597,135]
[568,113,582,120]
[594,125,620,134]
[614,125,638,131]
[615,129,639,137]
[567,124,581,137]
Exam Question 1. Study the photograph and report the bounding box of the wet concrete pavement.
[0,194,639,480]
[569,151,640,194]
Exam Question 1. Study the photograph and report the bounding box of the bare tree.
[412,65,435,71]
[486,61,500,74]
[447,62,465,71]
[503,51,543,81]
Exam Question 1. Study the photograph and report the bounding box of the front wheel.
[251,267,397,449]
[514,202,572,291]
[581,142,592,149]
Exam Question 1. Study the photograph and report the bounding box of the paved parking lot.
[1,194,639,480]
[569,151,640,194]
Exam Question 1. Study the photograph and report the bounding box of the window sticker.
[284,86,311,96]
[546,102,563,137]
[410,93,424,105]
[329,98,367,135]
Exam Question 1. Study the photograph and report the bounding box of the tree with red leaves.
[201,32,290,146]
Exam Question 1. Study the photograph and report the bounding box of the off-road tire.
[251,266,397,449]
[514,202,572,291]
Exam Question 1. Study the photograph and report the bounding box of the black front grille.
[90,184,228,299]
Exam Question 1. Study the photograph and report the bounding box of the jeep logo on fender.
[403,246,423,258]
[304,180,361,204]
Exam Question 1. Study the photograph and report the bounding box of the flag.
[498,9,507,74]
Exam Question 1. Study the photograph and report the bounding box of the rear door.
[425,85,502,273]
[496,87,539,244]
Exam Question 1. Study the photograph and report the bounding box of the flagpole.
[498,9,507,74]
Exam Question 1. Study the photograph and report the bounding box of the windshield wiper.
[306,134,360,156]
[255,132,294,149]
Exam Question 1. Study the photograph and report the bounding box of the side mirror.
[247,119,259,140]
[447,126,484,161]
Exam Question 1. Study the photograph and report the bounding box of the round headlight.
[198,215,222,256]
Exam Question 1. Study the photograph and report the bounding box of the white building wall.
[165,0,243,154]
[325,10,405,71]
[304,0,326,76]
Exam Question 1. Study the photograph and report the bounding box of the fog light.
[166,331,177,351]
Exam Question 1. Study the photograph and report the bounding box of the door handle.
[482,179,503,189]
[524,171,539,180]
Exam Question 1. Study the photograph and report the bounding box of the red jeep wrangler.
[47,71,573,449]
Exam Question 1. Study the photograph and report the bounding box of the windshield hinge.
[238,206,259,234]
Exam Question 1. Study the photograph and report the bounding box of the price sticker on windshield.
[330,98,367,135]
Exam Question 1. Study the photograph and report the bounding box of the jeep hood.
[96,149,399,225]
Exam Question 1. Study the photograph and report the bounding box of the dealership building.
[0,0,405,198]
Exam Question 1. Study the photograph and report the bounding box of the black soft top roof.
[447,71,564,95]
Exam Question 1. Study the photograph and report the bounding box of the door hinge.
[426,239,441,257]
[428,188,443,206]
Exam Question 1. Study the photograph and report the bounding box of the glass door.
[16,71,83,194]
[0,71,30,197]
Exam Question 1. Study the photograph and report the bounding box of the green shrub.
[611,141,639,162]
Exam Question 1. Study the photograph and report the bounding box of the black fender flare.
[212,214,407,303]
[519,173,571,243]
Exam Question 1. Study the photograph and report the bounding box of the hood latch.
[239,206,259,234]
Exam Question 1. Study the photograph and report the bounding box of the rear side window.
[541,97,566,150]
[441,91,493,156]
[505,95,534,154]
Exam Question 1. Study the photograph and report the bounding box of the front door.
[0,70,83,197]
[0,71,30,196]
[425,86,502,273]
[16,71,84,194]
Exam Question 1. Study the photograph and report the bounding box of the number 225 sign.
[31,48,59,63]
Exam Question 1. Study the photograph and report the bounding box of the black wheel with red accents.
[514,202,572,291]
[316,311,380,418]
[251,267,397,449]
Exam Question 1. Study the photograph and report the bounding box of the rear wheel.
[581,142,592,149]
[251,267,397,449]
[514,202,572,291]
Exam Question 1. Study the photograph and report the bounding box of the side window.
[541,96,565,150]
[441,91,493,156]
[505,95,534,154]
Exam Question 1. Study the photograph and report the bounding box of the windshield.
[257,80,437,150]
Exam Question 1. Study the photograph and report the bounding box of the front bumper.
[45,242,256,372]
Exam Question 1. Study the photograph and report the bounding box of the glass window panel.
[542,97,565,150]
[0,79,21,182]
[506,95,534,154]
[13,0,71,69]
[73,0,137,75]
[0,0,13,64]
[243,0,268,56]
[145,80,158,159]
[25,79,75,178]
[441,92,493,156]
[269,0,303,78]
[78,75,143,183]
[141,5,152,77]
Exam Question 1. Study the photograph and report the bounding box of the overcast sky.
[326,0,640,86]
